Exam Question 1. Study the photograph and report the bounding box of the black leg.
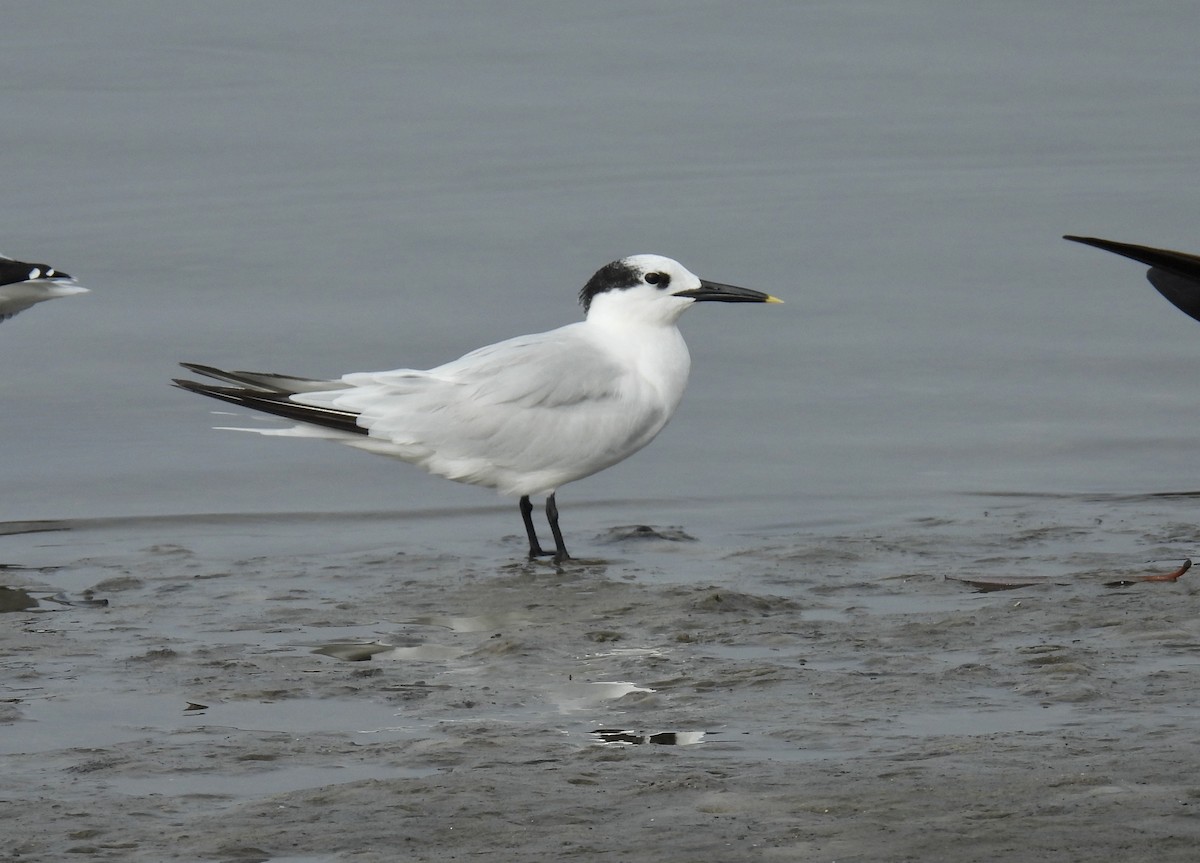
[520,495,548,558]
[546,492,571,564]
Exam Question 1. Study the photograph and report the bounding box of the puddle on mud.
[401,611,530,632]
[549,681,655,713]
[312,641,466,662]
[106,760,436,801]
[888,698,1081,738]
[2,691,428,756]
[0,585,108,612]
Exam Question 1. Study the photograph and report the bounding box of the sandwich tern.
[0,255,87,323]
[1064,235,1200,323]
[175,254,781,563]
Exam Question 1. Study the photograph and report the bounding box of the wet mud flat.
[3,493,1200,862]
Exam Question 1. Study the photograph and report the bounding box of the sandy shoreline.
[4,493,1200,862]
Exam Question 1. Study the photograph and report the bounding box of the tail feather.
[177,362,343,394]
[173,364,367,436]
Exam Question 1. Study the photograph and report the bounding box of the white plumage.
[176,254,780,562]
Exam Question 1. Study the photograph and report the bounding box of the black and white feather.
[0,255,88,323]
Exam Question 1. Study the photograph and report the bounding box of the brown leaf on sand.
[1103,559,1191,587]
[946,559,1190,592]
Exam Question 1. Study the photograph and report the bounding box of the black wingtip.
[1063,235,1123,252]
[1064,234,1200,324]
[172,372,368,436]
[1062,235,1200,270]
[179,361,219,376]
[170,377,256,403]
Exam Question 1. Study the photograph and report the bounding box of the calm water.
[4,2,1200,538]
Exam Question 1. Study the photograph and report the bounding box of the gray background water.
[5,2,1200,537]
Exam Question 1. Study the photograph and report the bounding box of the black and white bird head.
[0,255,88,323]
[579,254,781,326]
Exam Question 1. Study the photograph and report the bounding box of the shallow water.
[7,489,1200,859]
[5,2,1200,861]
[4,493,1200,860]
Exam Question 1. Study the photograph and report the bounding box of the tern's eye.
[644,272,670,288]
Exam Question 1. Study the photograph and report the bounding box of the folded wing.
[175,325,668,495]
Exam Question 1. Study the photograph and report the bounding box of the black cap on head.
[578,260,643,313]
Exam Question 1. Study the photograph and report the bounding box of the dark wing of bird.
[1064,235,1200,323]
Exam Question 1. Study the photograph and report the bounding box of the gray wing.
[312,326,665,491]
